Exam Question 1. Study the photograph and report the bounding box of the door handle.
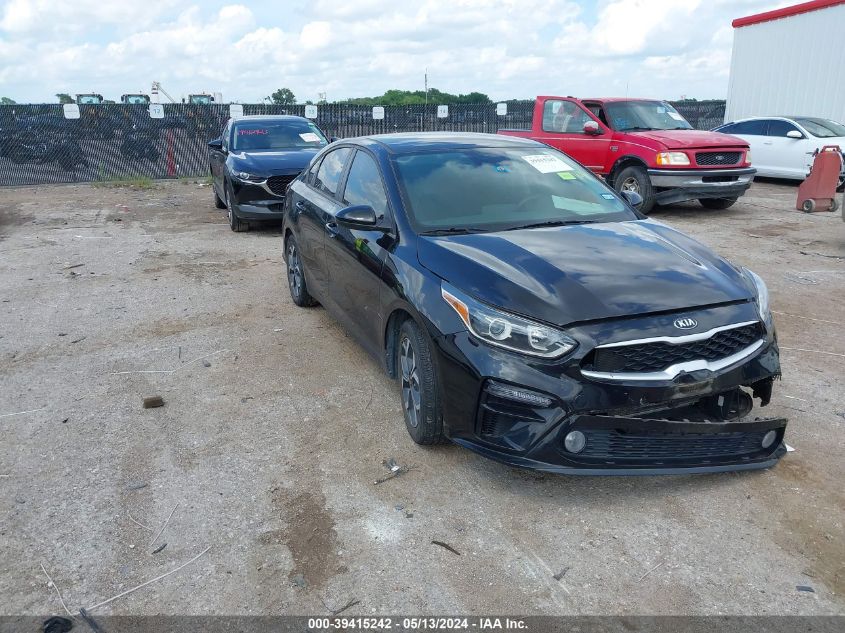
[763,141,773,145]
[325,221,339,238]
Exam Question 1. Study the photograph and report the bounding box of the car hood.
[229,148,320,174]
[417,220,753,327]
[630,129,749,150]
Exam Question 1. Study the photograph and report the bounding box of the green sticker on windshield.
[557,171,576,180]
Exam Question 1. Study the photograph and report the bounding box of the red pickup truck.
[498,96,755,213]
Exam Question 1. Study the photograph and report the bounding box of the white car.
[713,116,845,190]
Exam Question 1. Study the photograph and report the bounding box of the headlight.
[742,267,770,323]
[745,150,752,165]
[656,151,690,166]
[233,171,264,183]
[441,282,577,359]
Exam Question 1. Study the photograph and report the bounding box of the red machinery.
[797,145,842,212]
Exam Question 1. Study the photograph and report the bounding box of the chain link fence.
[0,100,724,186]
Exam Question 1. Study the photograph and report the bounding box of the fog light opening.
[564,430,586,454]
[486,380,553,408]
[761,430,778,449]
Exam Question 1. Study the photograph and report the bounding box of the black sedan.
[208,115,329,231]
[282,132,786,475]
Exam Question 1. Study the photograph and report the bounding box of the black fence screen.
[0,100,725,186]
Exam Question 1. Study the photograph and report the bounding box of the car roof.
[346,132,542,155]
[229,114,310,122]
[581,97,668,103]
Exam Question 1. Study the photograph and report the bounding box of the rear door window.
[314,147,352,197]
[728,120,769,135]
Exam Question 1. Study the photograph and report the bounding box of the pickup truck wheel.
[614,166,654,213]
[699,197,738,210]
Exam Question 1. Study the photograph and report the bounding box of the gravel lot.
[1,179,843,616]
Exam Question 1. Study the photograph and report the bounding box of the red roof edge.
[733,0,845,27]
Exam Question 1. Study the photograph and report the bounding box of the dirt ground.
[0,179,843,617]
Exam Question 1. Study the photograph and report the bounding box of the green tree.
[342,88,491,106]
[0,97,15,105]
[56,93,75,104]
[269,88,296,105]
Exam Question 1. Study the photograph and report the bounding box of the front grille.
[577,428,769,462]
[588,323,762,374]
[266,174,297,196]
[696,151,742,166]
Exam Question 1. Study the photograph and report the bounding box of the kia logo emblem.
[674,318,698,330]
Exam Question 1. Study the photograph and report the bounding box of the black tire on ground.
[830,198,839,212]
[802,199,816,213]
[213,184,226,209]
[397,319,446,445]
[285,235,318,307]
[699,197,738,210]
[836,176,844,193]
[225,185,248,232]
[613,165,655,214]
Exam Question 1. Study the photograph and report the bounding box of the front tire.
[614,165,654,213]
[699,197,738,210]
[225,185,248,232]
[213,181,226,209]
[285,235,317,307]
[397,319,445,445]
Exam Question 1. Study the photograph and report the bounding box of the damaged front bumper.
[453,414,787,476]
[431,302,786,475]
[648,167,756,205]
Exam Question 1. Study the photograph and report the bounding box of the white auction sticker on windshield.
[668,112,685,121]
[299,132,321,142]
[521,154,572,173]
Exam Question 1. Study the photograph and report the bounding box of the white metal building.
[725,0,845,123]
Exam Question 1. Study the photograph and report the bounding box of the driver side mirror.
[786,130,804,139]
[208,138,223,151]
[336,204,378,228]
[583,120,603,135]
[621,190,643,208]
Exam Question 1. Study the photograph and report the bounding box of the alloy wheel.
[287,242,303,298]
[400,336,421,428]
[621,176,640,193]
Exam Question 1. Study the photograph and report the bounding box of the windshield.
[232,120,329,151]
[77,96,101,104]
[393,147,637,233]
[795,117,845,138]
[605,101,692,131]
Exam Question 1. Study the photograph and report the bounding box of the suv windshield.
[795,117,845,138]
[393,147,637,233]
[605,101,692,132]
[232,120,328,151]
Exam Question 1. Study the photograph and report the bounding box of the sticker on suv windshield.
[299,132,321,142]
[521,154,572,173]
[668,112,685,121]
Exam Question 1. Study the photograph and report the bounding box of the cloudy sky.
[0,0,791,104]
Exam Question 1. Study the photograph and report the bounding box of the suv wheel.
[225,185,248,232]
[614,165,655,213]
[213,180,226,209]
[398,319,446,445]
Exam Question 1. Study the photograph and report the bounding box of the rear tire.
[397,319,446,445]
[699,197,738,210]
[802,199,816,213]
[613,165,654,214]
[285,235,317,307]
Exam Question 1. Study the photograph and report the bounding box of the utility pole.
[425,69,428,105]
